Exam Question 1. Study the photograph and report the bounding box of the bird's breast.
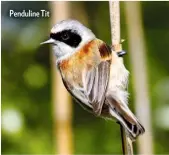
[58,40,98,88]
[58,39,112,89]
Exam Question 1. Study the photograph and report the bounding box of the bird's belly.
[108,57,129,89]
[107,59,129,105]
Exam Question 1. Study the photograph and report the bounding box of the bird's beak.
[40,38,55,45]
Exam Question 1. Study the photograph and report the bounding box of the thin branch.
[109,1,133,155]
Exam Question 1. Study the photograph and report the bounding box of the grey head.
[41,19,96,61]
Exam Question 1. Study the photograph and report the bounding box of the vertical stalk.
[50,2,73,155]
[124,2,153,154]
[109,1,133,155]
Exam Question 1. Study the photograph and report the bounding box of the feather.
[83,60,111,115]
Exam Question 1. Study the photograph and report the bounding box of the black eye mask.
[50,30,82,48]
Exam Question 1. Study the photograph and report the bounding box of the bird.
[41,19,145,141]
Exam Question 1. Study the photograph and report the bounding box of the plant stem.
[50,2,73,154]
[109,1,134,155]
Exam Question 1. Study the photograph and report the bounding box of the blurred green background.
[1,1,169,154]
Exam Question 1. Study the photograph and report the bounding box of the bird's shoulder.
[58,38,112,72]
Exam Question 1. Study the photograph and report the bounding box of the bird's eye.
[61,32,69,40]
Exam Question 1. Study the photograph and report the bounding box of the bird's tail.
[109,103,145,141]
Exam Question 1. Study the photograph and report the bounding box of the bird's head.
[41,19,96,61]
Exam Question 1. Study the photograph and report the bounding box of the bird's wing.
[82,41,112,116]
[61,78,93,113]
[59,39,112,116]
